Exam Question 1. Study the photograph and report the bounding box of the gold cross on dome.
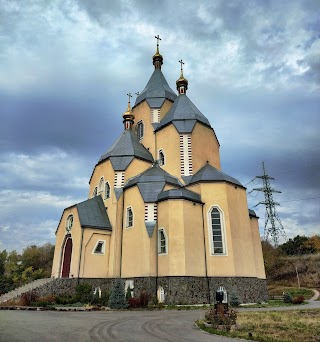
[127,93,132,104]
[179,59,185,73]
[155,35,161,49]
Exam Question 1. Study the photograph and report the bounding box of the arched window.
[157,286,165,303]
[217,286,228,303]
[137,121,144,140]
[158,228,168,254]
[92,187,98,197]
[66,215,73,233]
[126,207,133,228]
[158,149,165,166]
[209,207,226,255]
[105,182,111,199]
[98,177,104,194]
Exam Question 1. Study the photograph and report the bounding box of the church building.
[51,39,267,304]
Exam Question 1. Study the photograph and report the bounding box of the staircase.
[0,278,54,304]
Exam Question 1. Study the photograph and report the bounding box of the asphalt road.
[0,309,242,342]
[1,297,319,342]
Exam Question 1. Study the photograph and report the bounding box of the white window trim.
[158,149,165,166]
[92,240,106,255]
[98,177,104,194]
[158,228,168,255]
[207,206,228,256]
[66,214,74,233]
[105,181,111,199]
[126,206,134,228]
[137,120,144,140]
[92,186,98,197]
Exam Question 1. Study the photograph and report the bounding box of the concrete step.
[0,278,53,303]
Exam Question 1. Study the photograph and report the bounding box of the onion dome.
[176,59,188,95]
[153,35,163,70]
[123,93,134,130]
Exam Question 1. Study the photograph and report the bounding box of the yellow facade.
[52,46,266,303]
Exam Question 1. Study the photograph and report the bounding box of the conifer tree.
[108,279,128,309]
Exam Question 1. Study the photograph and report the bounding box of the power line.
[281,196,320,203]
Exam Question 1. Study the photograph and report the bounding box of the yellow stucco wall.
[250,217,266,279]
[121,186,156,277]
[156,125,182,181]
[191,123,221,173]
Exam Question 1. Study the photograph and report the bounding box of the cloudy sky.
[0,0,319,252]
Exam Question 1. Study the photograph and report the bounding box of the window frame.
[105,181,111,199]
[158,149,165,166]
[66,214,74,233]
[92,187,98,197]
[158,228,168,255]
[137,120,144,140]
[98,177,104,194]
[208,206,227,256]
[126,207,134,228]
[92,240,106,255]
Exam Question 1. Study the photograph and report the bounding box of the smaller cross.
[179,59,185,73]
[135,91,140,96]
[155,35,161,48]
[127,93,132,104]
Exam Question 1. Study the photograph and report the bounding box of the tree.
[279,235,313,256]
[108,279,128,309]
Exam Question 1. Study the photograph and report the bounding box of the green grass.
[197,309,320,342]
[268,286,314,300]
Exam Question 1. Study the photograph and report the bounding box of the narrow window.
[158,228,167,254]
[179,134,192,176]
[151,109,160,123]
[158,150,165,166]
[144,203,157,221]
[114,172,125,188]
[105,182,111,199]
[157,286,165,303]
[93,240,105,254]
[98,177,104,194]
[66,215,73,233]
[209,207,226,255]
[137,121,144,140]
[92,187,98,197]
[126,207,133,228]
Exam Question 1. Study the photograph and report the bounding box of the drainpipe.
[78,228,84,285]
[201,203,211,304]
[119,188,125,278]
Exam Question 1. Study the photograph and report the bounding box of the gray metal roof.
[124,164,182,202]
[155,94,211,132]
[187,163,244,188]
[172,120,197,133]
[249,209,258,218]
[157,188,202,204]
[98,130,153,165]
[146,98,165,108]
[110,156,134,171]
[76,196,112,231]
[134,69,177,107]
[145,221,156,237]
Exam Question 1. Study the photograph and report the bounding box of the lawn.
[197,309,320,342]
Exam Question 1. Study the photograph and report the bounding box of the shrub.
[128,297,140,308]
[20,290,39,306]
[292,295,305,304]
[139,290,150,308]
[229,293,241,307]
[75,283,93,303]
[55,295,77,305]
[205,307,237,331]
[283,292,292,303]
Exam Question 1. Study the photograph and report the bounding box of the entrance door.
[61,237,72,278]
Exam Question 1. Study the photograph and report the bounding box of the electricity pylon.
[252,162,287,246]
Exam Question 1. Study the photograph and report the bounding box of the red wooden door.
[61,238,72,278]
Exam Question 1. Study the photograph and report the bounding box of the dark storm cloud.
[0,0,319,251]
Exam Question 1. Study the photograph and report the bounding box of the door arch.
[61,237,72,278]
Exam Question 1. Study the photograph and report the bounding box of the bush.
[139,290,150,308]
[292,295,305,304]
[229,293,241,307]
[20,290,39,306]
[283,292,292,303]
[128,297,140,308]
[55,295,77,305]
[205,306,237,331]
[75,283,93,303]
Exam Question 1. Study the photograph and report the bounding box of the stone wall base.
[34,276,267,304]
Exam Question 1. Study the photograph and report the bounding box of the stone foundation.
[33,276,267,304]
